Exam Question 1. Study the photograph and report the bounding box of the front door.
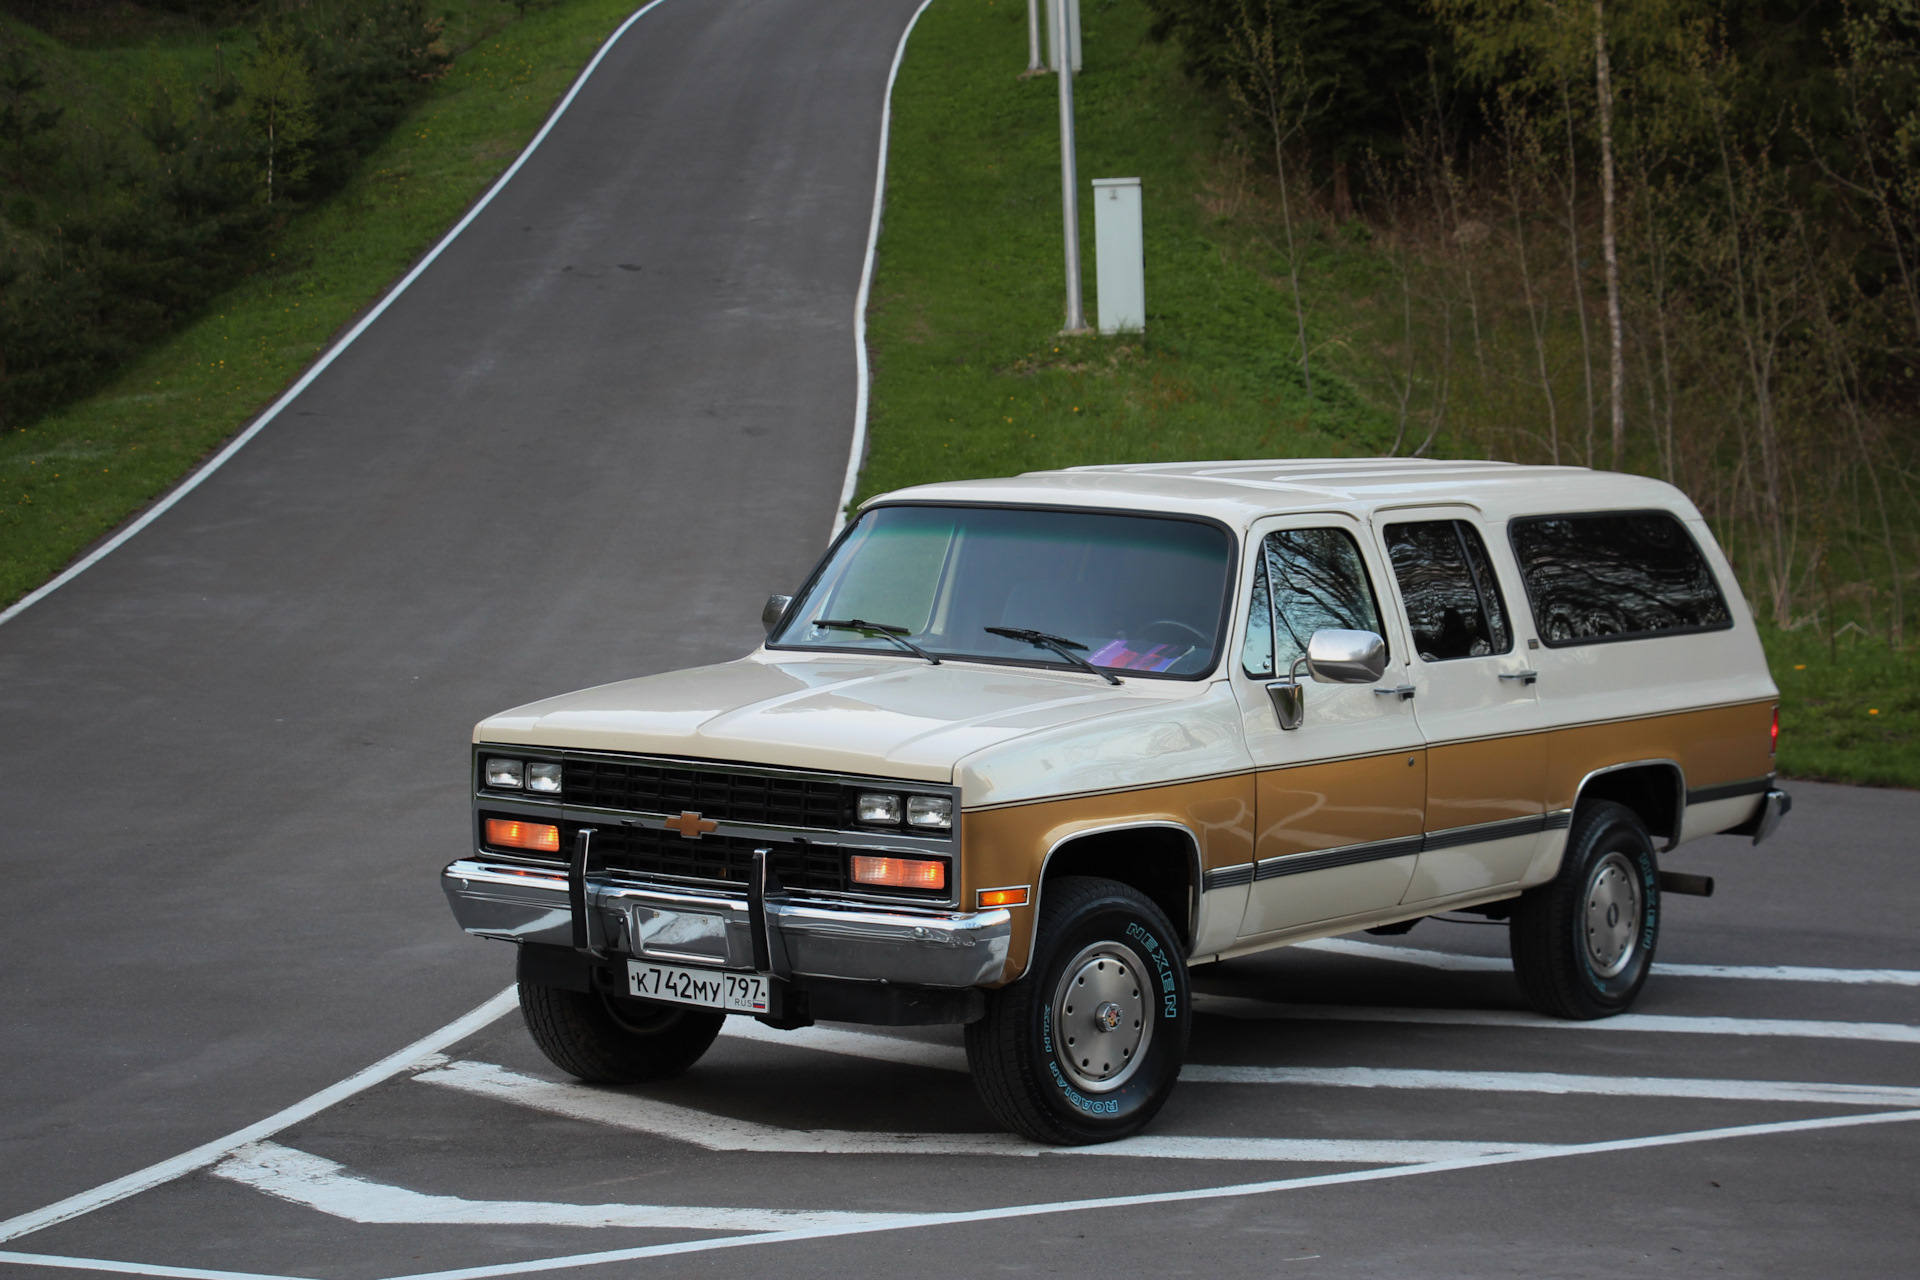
[1376,509,1549,905]
[1231,516,1427,938]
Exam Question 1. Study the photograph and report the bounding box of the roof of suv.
[867,458,1700,527]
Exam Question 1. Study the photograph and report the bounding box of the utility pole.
[1025,0,1043,73]
[1055,0,1086,333]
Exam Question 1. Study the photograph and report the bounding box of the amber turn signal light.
[850,855,947,890]
[485,818,561,854]
[977,885,1030,908]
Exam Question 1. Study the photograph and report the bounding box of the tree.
[239,26,317,206]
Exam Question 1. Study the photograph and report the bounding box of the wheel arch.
[1573,759,1686,851]
[1029,821,1200,973]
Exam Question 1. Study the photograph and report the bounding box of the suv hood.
[474,653,1198,783]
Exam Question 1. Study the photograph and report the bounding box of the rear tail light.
[1770,705,1779,756]
[850,855,947,891]
[485,818,561,854]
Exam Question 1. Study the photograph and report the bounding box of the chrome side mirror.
[761,594,793,638]
[1263,629,1388,731]
[1305,628,1388,684]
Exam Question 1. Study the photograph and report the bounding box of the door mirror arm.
[1264,629,1388,731]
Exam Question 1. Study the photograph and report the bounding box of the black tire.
[1509,800,1662,1020]
[965,876,1190,1145]
[519,980,724,1083]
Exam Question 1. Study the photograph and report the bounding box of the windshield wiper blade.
[985,626,1122,685]
[812,618,941,665]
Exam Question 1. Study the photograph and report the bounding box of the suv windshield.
[772,506,1235,678]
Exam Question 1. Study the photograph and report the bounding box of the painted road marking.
[1179,1064,1920,1107]
[214,1142,922,1231]
[1297,937,1920,985]
[0,988,519,1245]
[9,1110,1917,1280]
[1195,994,1920,1043]
[720,1018,968,1070]
[414,1060,1548,1163]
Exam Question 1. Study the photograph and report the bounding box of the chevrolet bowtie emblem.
[663,810,719,840]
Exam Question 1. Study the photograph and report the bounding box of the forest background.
[1,0,1915,784]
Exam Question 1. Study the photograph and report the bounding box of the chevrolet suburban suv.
[442,459,1791,1144]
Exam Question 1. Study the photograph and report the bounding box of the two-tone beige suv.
[443,459,1790,1144]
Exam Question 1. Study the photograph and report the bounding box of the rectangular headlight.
[856,793,902,824]
[527,762,563,794]
[484,758,524,789]
[906,795,952,829]
[850,855,947,891]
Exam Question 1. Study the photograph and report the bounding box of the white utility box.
[1092,177,1144,334]
[1045,0,1082,73]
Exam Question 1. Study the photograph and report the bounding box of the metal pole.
[1026,0,1043,72]
[1055,0,1086,333]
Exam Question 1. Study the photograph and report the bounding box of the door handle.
[1373,685,1416,701]
[1499,670,1539,685]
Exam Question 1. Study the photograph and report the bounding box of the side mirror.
[1264,628,1388,731]
[761,594,794,639]
[1305,628,1388,684]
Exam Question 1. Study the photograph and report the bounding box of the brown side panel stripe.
[1203,810,1573,891]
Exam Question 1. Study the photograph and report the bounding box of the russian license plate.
[626,960,768,1013]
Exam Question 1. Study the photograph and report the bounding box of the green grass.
[857,0,1391,502]
[1764,626,1920,789]
[0,0,642,608]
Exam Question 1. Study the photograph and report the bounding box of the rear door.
[1230,515,1427,938]
[1375,509,1549,905]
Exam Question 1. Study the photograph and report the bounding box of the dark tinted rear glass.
[1510,512,1732,646]
[1385,520,1512,661]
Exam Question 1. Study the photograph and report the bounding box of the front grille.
[569,822,849,894]
[564,758,849,829]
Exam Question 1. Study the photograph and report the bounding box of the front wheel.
[965,876,1190,1144]
[1509,800,1661,1019]
[520,980,724,1083]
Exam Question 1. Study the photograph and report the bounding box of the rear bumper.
[442,857,1011,988]
[1746,787,1793,846]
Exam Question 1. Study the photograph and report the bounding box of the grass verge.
[858,0,1388,501]
[868,0,1914,789]
[0,0,643,609]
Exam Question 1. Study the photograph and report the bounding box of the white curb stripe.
[1296,937,1920,986]
[1195,993,1920,1042]
[0,988,518,1244]
[0,0,675,629]
[415,1060,1543,1163]
[832,0,937,540]
[12,1109,1914,1280]
[215,1142,921,1231]
[1179,1064,1920,1107]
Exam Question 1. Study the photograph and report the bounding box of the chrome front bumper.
[441,858,1012,988]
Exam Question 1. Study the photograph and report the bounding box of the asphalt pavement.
[2,0,1917,1275]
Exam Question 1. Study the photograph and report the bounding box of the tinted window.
[1242,527,1387,678]
[1510,512,1732,646]
[774,506,1234,677]
[1385,520,1512,661]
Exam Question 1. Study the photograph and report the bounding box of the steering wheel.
[1133,619,1210,647]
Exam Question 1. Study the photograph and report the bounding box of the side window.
[1242,527,1387,678]
[1384,520,1513,661]
[1510,511,1733,646]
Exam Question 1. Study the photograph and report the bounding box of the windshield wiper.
[812,618,941,665]
[985,626,1122,685]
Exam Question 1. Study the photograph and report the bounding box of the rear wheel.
[520,980,724,1083]
[1509,800,1661,1019]
[965,876,1190,1144]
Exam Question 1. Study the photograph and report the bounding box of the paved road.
[0,0,923,1228]
[4,0,1918,1276]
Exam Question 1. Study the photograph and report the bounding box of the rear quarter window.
[1510,511,1733,647]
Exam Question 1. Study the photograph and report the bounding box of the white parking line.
[10,1109,1915,1280]
[215,1142,922,1231]
[719,1018,968,1070]
[0,987,519,1245]
[1180,1064,1920,1107]
[1195,994,1920,1043]
[1296,937,1920,985]
[415,1060,1546,1163]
